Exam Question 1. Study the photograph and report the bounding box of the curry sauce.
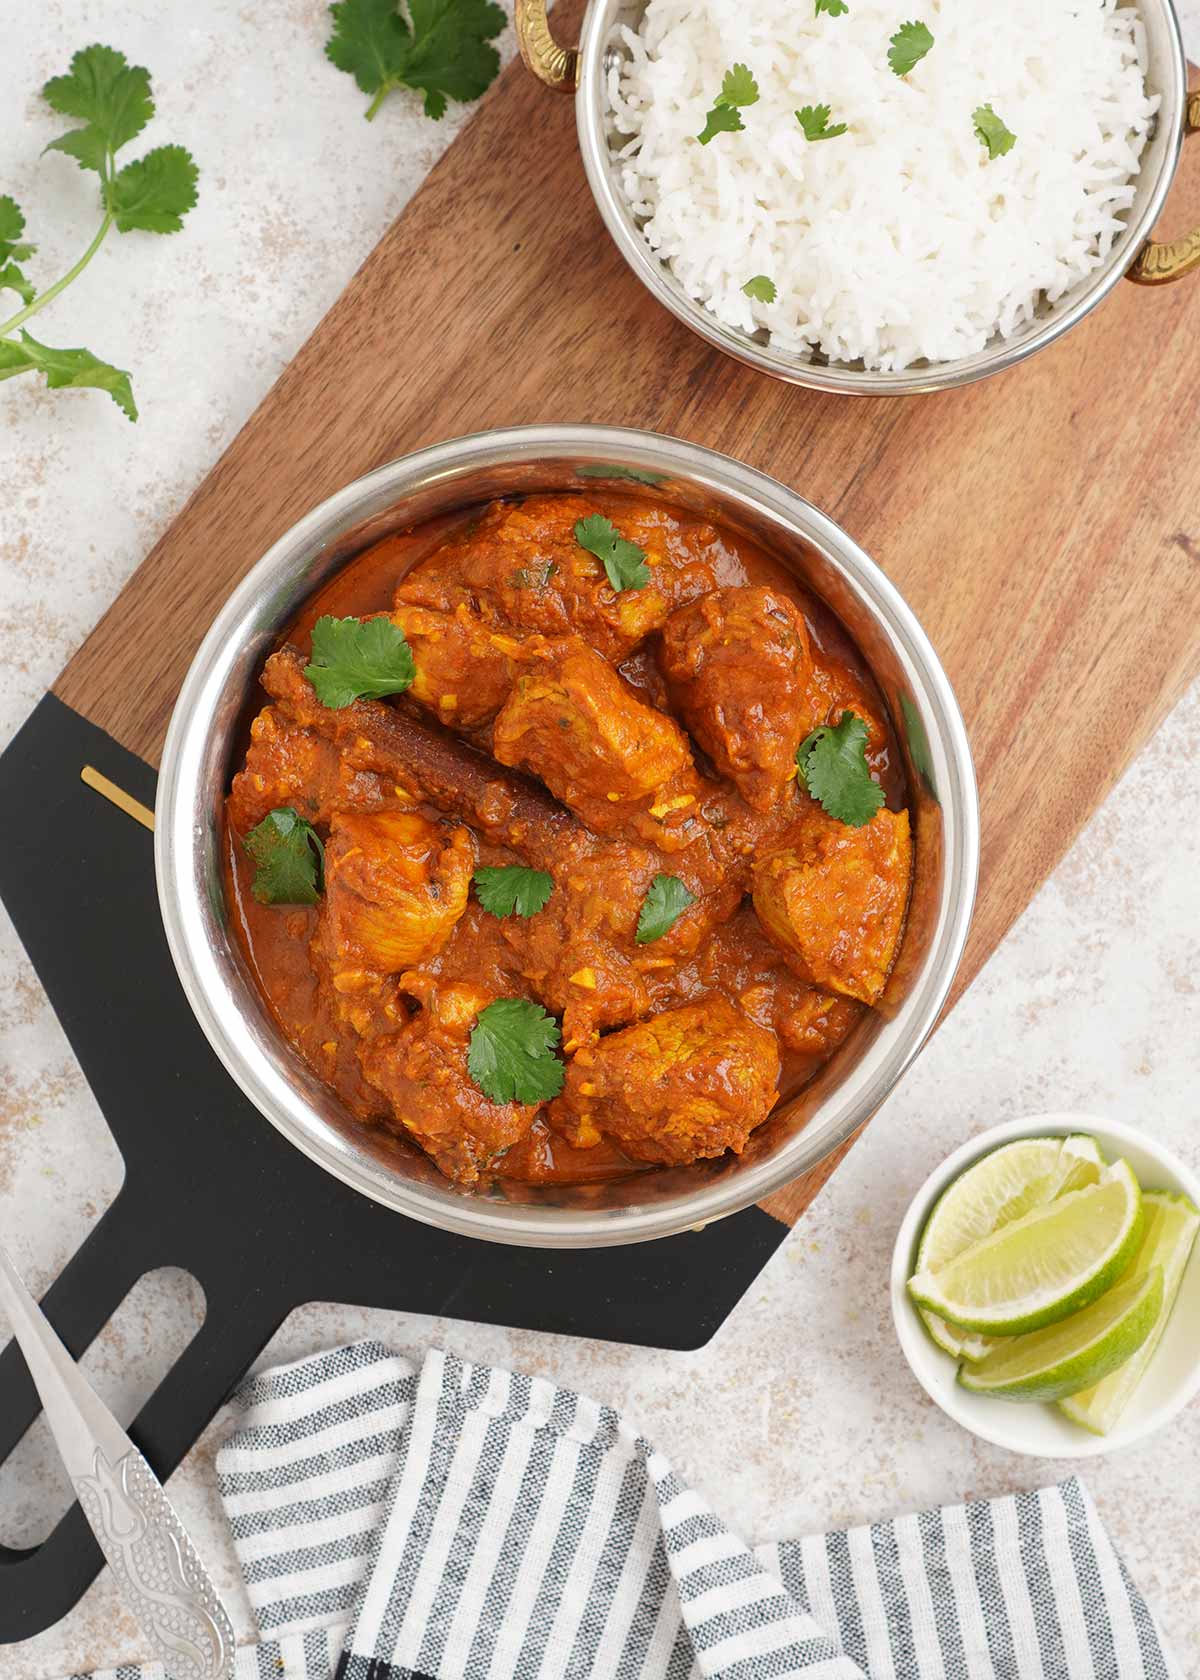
[225,489,912,1188]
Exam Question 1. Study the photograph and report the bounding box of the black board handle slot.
[0,1187,152,1482]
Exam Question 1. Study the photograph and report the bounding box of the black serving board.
[0,696,787,1642]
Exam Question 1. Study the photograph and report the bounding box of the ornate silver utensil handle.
[0,1243,234,1680]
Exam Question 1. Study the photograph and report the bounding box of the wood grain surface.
[53,22,1200,1227]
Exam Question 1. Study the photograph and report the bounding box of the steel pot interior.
[156,426,979,1247]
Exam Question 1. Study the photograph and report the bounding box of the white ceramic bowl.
[891,1113,1200,1458]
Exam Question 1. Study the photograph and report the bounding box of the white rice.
[608,0,1158,370]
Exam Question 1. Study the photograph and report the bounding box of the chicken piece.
[227,705,397,834]
[492,636,705,850]
[643,902,862,1060]
[659,586,813,812]
[515,862,744,1054]
[395,494,728,663]
[262,645,746,1042]
[264,646,581,868]
[263,644,746,897]
[751,804,912,1005]
[550,997,780,1166]
[314,810,475,1003]
[800,656,889,770]
[391,602,519,728]
[359,976,538,1184]
[765,986,861,1060]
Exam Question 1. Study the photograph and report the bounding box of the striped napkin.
[81,1339,1179,1680]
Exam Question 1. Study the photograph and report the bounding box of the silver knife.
[0,1242,235,1680]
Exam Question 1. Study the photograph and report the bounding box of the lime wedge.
[958,1266,1163,1403]
[908,1158,1143,1334]
[914,1135,1103,1360]
[1056,1134,1107,1195]
[1059,1189,1199,1435]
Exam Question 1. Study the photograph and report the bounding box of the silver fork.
[0,1242,234,1680]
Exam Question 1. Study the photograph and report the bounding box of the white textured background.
[2,3,1199,1674]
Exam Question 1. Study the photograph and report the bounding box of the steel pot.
[156,425,978,1247]
[517,0,1199,394]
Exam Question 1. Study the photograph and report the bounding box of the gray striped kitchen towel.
[69,1338,1182,1680]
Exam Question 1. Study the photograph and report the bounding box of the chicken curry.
[225,489,913,1190]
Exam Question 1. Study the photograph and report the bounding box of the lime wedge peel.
[908,1158,1143,1335]
[1059,1190,1200,1435]
[958,1267,1163,1404]
[915,1135,1104,1361]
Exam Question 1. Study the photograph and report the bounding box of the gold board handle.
[1128,89,1200,285]
[516,0,579,91]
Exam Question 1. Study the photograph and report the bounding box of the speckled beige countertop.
[2,4,1199,1674]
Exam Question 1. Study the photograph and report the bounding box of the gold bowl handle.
[516,0,580,91]
[1128,89,1200,285]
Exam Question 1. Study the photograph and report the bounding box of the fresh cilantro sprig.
[635,874,695,944]
[796,104,848,143]
[326,0,505,121]
[815,0,849,15]
[574,514,650,592]
[742,275,777,303]
[0,47,198,421]
[697,63,759,145]
[973,104,1017,159]
[468,998,565,1105]
[888,20,933,76]
[244,808,326,905]
[304,615,416,709]
[796,712,885,828]
[474,864,554,919]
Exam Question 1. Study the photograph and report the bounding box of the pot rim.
[574,0,1188,395]
[156,423,979,1247]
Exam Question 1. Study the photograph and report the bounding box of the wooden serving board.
[52,19,1200,1228]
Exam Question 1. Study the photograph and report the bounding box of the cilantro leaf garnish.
[467,998,565,1105]
[900,694,938,800]
[888,20,933,76]
[796,104,848,143]
[815,0,849,14]
[574,514,650,592]
[326,0,505,121]
[717,63,758,107]
[697,106,745,145]
[304,614,416,709]
[0,47,198,422]
[474,865,554,919]
[244,807,325,905]
[697,63,759,145]
[635,874,696,944]
[796,711,885,827]
[973,104,1017,160]
[742,275,777,303]
[577,464,666,486]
